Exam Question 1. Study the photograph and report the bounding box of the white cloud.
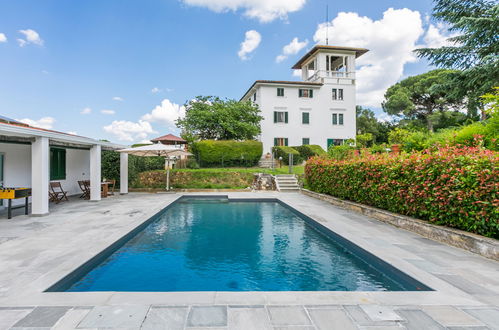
[80,107,92,115]
[67,131,77,135]
[292,69,302,77]
[0,33,7,43]
[313,8,425,108]
[181,0,307,23]
[17,29,44,47]
[238,30,261,60]
[101,109,116,115]
[17,117,55,129]
[112,96,124,101]
[421,23,456,48]
[103,120,156,142]
[141,99,185,127]
[276,37,308,63]
[151,87,161,94]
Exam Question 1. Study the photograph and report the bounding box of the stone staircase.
[274,174,300,192]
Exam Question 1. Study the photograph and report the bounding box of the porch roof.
[0,122,126,150]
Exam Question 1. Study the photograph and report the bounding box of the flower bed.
[305,146,499,238]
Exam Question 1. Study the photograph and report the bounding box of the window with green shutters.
[302,112,310,124]
[298,89,313,98]
[302,138,310,145]
[332,113,344,125]
[50,148,66,180]
[273,111,288,123]
[274,138,288,146]
[277,88,284,96]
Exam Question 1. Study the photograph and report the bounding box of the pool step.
[275,174,300,192]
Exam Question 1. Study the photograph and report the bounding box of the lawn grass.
[135,166,305,189]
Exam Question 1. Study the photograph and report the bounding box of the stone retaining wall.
[301,189,499,261]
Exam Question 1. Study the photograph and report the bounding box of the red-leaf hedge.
[305,146,499,238]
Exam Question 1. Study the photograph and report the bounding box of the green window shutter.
[339,113,344,125]
[302,138,310,145]
[309,89,313,98]
[274,138,278,146]
[50,148,66,180]
[302,112,309,124]
[299,89,303,97]
[284,112,288,123]
[273,111,277,123]
[327,139,334,150]
[332,114,338,125]
[284,138,288,146]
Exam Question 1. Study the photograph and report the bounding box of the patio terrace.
[0,192,498,329]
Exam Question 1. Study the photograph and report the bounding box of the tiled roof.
[291,45,369,69]
[240,80,323,101]
[150,133,187,143]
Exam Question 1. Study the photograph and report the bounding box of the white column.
[119,152,128,194]
[90,144,101,201]
[31,137,49,216]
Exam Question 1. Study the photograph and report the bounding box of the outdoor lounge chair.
[78,180,90,199]
[49,182,68,203]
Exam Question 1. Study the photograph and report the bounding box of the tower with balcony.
[241,45,368,155]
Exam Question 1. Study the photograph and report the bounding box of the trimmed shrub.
[191,140,262,167]
[292,145,326,160]
[305,146,499,238]
[327,144,356,160]
[137,169,254,189]
[272,146,301,165]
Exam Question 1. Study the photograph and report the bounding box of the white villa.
[0,118,128,215]
[241,45,368,153]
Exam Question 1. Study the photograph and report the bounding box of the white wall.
[255,82,356,154]
[57,148,90,196]
[0,143,91,208]
[0,143,31,206]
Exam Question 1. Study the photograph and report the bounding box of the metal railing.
[306,70,355,81]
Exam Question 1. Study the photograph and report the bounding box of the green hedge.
[272,146,301,165]
[291,145,326,160]
[137,169,254,189]
[305,146,499,238]
[191,140,262,167]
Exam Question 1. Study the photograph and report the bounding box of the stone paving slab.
[141,306,188,330]
[307,308,356,330]
[77,305,149,329]
[11,306,71,328]
[422,306,484,327]
[186,306,227,328]
[396,309,445,330]
[461,308,499,330]
[227,306,271,330]
[267,306,312,326]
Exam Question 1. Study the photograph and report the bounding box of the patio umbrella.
[118,144,192,190]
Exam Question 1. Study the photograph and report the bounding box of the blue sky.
[0,0,450,143]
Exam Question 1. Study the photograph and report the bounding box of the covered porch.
[0,122,128,216]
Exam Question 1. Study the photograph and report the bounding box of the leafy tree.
[176,96,263,141]
[356,106,393,143]
[415,0,499,118]
[382,69,464,132]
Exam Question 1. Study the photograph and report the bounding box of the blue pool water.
[57,197,429,292]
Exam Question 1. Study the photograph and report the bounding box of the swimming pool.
[48,196,431,292]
